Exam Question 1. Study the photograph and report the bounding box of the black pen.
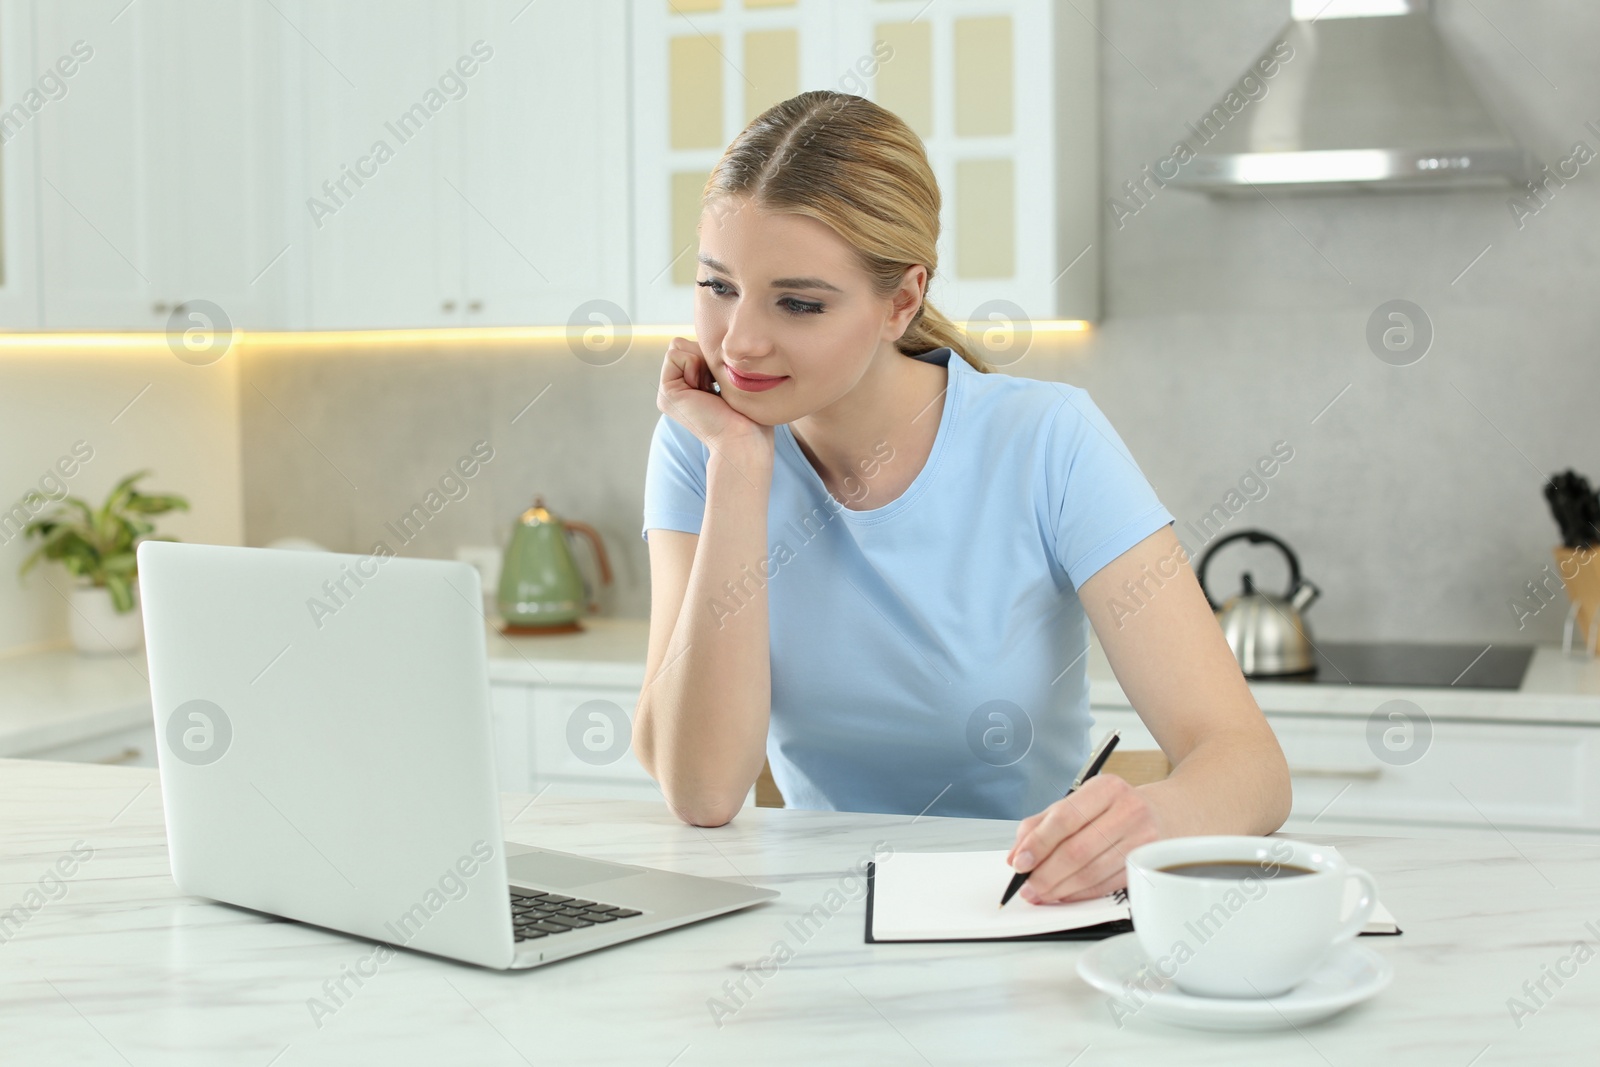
[999,730,1122,908]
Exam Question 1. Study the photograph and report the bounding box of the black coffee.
[1159,860,1316,879]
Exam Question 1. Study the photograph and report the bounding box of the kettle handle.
[1194,529,1302,611]
[562,520,613,612]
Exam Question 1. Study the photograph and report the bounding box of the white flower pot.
[69,583,144,656]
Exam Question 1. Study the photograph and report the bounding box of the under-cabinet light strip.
[0,321,1090,350]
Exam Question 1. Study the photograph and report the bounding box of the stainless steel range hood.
[1171,0,1530,194]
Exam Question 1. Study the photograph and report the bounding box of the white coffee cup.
[1124,836,1378,999]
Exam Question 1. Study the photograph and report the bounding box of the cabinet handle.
[1288,766,1383,780]
[468,299,483,312]
[95,747,143,766]
[442,299,457,312]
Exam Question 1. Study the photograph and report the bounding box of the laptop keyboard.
[510,890,643,942]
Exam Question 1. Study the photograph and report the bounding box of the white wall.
[0,350,243,654]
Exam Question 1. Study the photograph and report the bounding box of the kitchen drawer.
[1088,706,1600,834]
[489,684,533,793]
[529,685,653,786]
[24,722,158,768]
[1272,713,1600,832]
[522,683,757,811]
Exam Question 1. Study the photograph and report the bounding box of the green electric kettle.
[496,496,612,633]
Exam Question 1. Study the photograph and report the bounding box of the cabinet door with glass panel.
[833,0,1099,329]
[631,0,1099,332]
[631,0,845,326]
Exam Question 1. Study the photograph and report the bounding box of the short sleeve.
[1046,386,1174,589]
[641,413,710,541]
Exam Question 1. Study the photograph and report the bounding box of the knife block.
[1555,545,1600,653]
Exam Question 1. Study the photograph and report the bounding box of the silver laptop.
[137,540,777,970]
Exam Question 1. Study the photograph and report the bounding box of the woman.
[636,91,1290,906]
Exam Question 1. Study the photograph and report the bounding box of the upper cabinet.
[30,0,157,328]
[629,0,841,325]
[2,0,1096,331]
[839,0,1100,325]
[285,0,468,330]
[632,0,1100,326]
[0,0,40,328]
[457,1,632,329]
[283,0,632,330]
[28,0,290,330]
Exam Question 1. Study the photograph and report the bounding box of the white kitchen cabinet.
[1088,705,1600,841]
[12,0,1092,332]
[631,0,1099,327]
[146,0,291,330]
[529,684,657,796]
[0,0,40,327]
[457,1,632,328]
[285,0,632,330]
[31,0,289,329]
[489,682,533,795]
[833,0,1100,325]
[288,0,465,330]
[31,0,159,327]
[629,0,840,326]
[489,681,655,798]
[489,678,756,809]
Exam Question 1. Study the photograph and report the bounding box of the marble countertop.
[0,618,655,757]
[486,617,652,686]
[486,617,1600,724]
[1169,643,1600,725]
[3,757,1595,1064]
[0,642,151,757]
[8,617,1600,760]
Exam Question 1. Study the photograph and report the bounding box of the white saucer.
[1076,933,1393,1032]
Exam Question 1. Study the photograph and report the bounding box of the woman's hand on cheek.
[1003,775,1161,904]
[657,337,773,455]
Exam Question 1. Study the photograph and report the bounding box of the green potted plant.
[18,470,189,655]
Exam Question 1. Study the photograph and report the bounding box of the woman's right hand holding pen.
[1004,775,1163,905]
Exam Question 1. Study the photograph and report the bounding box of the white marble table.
[3,759,1597,1064]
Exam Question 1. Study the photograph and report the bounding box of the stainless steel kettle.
[1195,530,1320,678]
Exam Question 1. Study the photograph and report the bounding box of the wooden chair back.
[1102,749,1171,787]
[755,759,784,808]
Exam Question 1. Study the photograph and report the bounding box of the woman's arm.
[635,445,776,828]
[1005,523,1292,903]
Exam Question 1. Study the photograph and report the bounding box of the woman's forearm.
[636,445,774,826]
[1136,725,1293,839]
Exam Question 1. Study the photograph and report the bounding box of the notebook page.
[871,850,1129,941]
[872,848,1398,940]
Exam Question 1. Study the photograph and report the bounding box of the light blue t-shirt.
[640,347,1174,821]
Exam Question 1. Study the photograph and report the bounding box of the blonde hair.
[702,90,991,374]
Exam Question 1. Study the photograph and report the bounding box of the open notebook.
[865,847,1401,943]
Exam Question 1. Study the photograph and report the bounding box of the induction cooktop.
[1260,641,1535,690]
